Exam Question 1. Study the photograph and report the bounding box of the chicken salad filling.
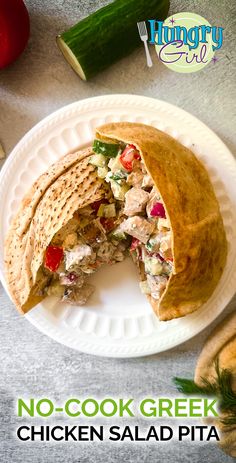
[91,139,174,302]
[35,140,173,307]
[33,200,131,306]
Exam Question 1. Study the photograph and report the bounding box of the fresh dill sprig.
[221,414,236,426]
[173,376,217,395]
[173,359,236,426]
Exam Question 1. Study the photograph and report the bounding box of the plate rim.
[1,94,236,357]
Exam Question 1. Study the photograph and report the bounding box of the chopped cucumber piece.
[108,156,125,172]
[144,257,163,276]
[97,166,109,178]
[97,203,116,218]
[139,280,151,295]
[109,179,130,200]
[146,241,153,252]
[110,227,127,241]
[97,204,106,217]
[110,170,128,182]
[93,139,120,158]
[146,237,160,253]
[47,282,65,297]
[104,204,116,218]
[89,153,107,167]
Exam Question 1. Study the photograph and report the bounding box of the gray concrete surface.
[0,0,235,462]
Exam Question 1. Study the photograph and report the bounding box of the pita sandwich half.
[4,148,107,313]
[95,122,227,321]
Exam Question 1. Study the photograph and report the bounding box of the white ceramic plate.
[0,95,236,357]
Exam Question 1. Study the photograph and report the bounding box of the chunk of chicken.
[146,232,162,252]
[159,233,172,260]
[63,233,78,249]
[146,187,162,217]
[147,274,168,300]
[47,281,65,297]
[79,219,107,244]
[59,271,85,287]
[62,284,95,305]
[120,216,155,244]
[65,244,94,271]
[126,170,144,188]
[52,218,79,245]
[97,242,117,263]
[146,231,172,256]
[124,187,149,216]
[158,218,170,231]
[142,174,154,189]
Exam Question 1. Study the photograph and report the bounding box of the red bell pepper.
[45,246,64,272]
[120,144,141,172]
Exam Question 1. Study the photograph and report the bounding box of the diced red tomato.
[91,199,109,214]
[44,246,64,272]
[100,217,115,232]
[120,144,141,172]
[130,237,140,251]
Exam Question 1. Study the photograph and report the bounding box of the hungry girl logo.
[138,12,224,73]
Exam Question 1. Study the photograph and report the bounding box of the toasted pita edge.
[194,311,236,387]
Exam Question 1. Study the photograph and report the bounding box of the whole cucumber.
[56,0,169,80]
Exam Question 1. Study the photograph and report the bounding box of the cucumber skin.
[93,139,120,157]
[58,0,170,80]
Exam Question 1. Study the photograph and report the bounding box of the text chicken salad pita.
[4,123,227,321]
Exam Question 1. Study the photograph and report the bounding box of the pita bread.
[194,312,236,457]
[96,122,227,321]
[4,148,107,313]
[195,312,236,389]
